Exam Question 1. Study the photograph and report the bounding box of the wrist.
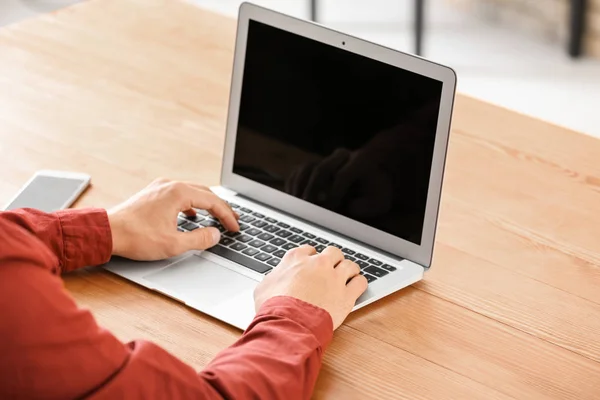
[254,296,334,350]
[107,209,127,256]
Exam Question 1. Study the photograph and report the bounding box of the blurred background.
[2,0,599,138]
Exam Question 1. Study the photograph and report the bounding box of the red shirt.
[0,208,333,399]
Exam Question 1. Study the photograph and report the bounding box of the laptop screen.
[233,20,443,246]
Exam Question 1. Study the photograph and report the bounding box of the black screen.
[233,20,443,245]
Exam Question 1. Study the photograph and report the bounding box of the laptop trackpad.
[142,255,256,308]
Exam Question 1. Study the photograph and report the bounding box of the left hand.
[107,178,239,261]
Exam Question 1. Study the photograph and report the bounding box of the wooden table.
[1,0,600,398]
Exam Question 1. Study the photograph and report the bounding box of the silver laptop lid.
[221,3,456,268]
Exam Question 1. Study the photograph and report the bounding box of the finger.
[335,259,361,281]
[176,227,221,252]
[174,184,239,232]
[281,244,316,264]
[183,183,238,220]
[318,246,344,267]
[346,274,368,300]
[184,182,211,192]
[182,209,196,217]
[152,177,171,186]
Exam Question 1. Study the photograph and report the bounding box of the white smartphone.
[4,170,91,212]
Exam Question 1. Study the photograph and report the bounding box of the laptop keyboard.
[177,203,398,282]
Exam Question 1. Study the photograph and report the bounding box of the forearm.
[200,296,332,399]
[104,297,332,399]
[0,208,112,273]
[2,260,333,400]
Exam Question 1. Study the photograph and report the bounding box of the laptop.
[104,3,456,330]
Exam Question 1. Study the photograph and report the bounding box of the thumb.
[181,227,221,251]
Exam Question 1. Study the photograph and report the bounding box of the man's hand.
[107,179,239,261]
[254,245,368,329]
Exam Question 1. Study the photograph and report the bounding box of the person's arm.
[0,210,331,399]
[1,179,365,399]
[2,207,112,273]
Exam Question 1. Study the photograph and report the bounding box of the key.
[273,250,286,258]
[342,248,356,255]
[261,244,278,253]
[363,274,377,283]
[369,259,383,266]
[267,258,280,267]
[290,227,303,234]
[301,240,317,246]
[240,207,253,213]
[258,233,275,241]
[252,220,268,228]
[252,212,265,218]
[219,237,235,246]
[242,248,260,256]
[288,235,304,243]
[355,253,369,261]
[270,238,286,246]
[365,266,388,278]
[381,264,397,272]
[275,230,292,238]
[246,228,261,236]
[181,222,199,231]
[254,253,272,262]
[315,245,326,253]
[249,239,266,248]
[282,243,297,251]
[236,234,253,243]
[240,215,256,223]
[265,217,278,223]
[207,245,271,274]
[315,237,329,244]
[302,232,316,239]
[264,225,280,233]
[277,222,290,228]
[185,215,205,223]
[230,242,247,251]
[200,219,219,228]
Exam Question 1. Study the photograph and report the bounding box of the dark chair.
[309,0,425,56]
[309,0,587,58]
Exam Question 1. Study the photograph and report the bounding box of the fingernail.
[210,228,221,244]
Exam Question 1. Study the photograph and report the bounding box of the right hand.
[254,245,368,329]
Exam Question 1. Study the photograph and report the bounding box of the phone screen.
[5,175,88,212]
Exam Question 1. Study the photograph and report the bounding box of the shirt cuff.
[255,296,334,350]
[55,208,113,272]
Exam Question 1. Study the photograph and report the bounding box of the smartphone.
[3,170,91,212]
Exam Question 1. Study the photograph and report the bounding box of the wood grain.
[1,0,600,398]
